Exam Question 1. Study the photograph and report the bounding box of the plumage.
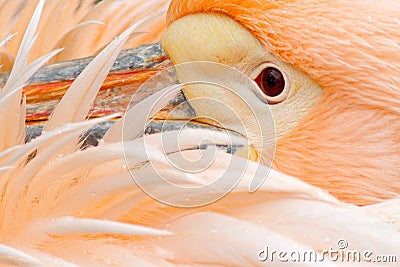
[0,0,169,68]
[0,0,398,266]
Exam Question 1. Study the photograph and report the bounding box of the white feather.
[38,216,172,236]
[103,84,182,142]
[0,244,41,266]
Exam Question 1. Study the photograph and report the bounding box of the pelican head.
[161,0,400,205]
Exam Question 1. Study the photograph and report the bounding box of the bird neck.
[272,92,400,206]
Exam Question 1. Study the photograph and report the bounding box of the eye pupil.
[266,73,277,88]
[255,67,285,98]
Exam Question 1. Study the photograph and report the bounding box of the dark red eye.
[255,67,286,98]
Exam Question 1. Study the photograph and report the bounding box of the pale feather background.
[0,0,398,266]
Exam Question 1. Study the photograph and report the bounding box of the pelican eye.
[255,67,288,104]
